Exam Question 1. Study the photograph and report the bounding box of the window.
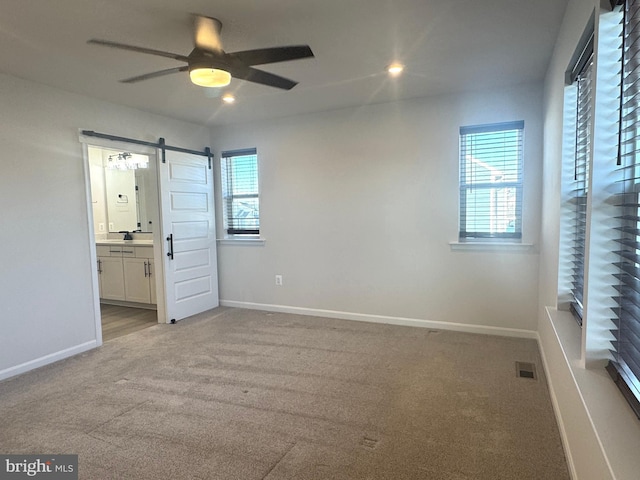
[608,0,640,418]
[459,121,524,240]
[569,33,595,325]
[221,148,259,235]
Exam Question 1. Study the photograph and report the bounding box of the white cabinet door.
[123,257,151,304]
[148,259,157,305]
[99,256,125,300]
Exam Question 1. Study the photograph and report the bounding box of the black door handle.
[166,234,174,260]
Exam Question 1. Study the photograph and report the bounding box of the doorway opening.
[81,131,218,344]
[84,141,165,341]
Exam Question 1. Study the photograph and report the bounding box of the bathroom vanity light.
[107,152,149,170]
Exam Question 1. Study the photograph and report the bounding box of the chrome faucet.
[120,231,133,240]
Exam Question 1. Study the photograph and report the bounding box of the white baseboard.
[220,300,538,339]
[0,340,98,382]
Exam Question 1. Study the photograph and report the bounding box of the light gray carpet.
[0,308,569,479]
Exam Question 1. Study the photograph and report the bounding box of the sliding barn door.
[159,150,218,322]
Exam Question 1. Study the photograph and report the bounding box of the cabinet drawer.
[121,247,135,257]
[135,246,154,258]
[97,245,126,256]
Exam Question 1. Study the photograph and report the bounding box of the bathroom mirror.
[88,146,157,234]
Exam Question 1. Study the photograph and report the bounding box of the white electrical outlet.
[109,222,114,231]
[98,223,105,232]
[275,275,283,286]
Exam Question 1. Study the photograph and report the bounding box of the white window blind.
[221,148,259,235]
[609,0,640,418]
[570,48,595,324]
[459,121,524,240]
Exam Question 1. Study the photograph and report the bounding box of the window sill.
[217,237,266,246]
[449,241,533,252]
[543,307,640,479]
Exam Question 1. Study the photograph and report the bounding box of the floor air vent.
[516,361,536,379]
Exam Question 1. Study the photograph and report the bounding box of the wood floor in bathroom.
[100,304,157,341]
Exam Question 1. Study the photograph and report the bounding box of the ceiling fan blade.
[194,15,224,53]
[230,66,298,90]
[120,66,189,83]
[232,46,314,66]
[88,39,189,62]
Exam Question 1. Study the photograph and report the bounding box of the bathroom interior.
[88,145,160,340]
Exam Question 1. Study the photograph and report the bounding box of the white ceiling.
[0,0,568,127]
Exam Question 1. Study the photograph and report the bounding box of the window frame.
[458,121,525,241]
[220,148,260,237]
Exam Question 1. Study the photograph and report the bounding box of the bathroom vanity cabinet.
[97,255,125,300]
[97,243,156,305]
[123,256,156,304]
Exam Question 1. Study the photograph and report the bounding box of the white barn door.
[159,149,218,322]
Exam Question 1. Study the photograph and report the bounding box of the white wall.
[539,1,640,478]
[104,162,138,232]
[212,83,543,333]
[0,73,210,379]
[88,146,107,234]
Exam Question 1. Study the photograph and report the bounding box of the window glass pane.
[463,186,518,234]
[463,131,521,184]
[230,155,258,195]
[230,197,259,230]
[570,53,593,322]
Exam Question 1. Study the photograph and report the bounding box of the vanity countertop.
[96,239,154,246]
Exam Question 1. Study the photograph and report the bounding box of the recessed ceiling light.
[222,93,235,104]
[387,63,404,76]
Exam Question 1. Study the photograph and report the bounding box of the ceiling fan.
[88,15,314,90]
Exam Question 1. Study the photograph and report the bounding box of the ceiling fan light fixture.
[189,67,231,87]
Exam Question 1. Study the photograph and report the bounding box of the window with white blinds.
[609,0,640,418]
[570,46,595,325]
[221,148,260,235]
[459,121,524,240]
